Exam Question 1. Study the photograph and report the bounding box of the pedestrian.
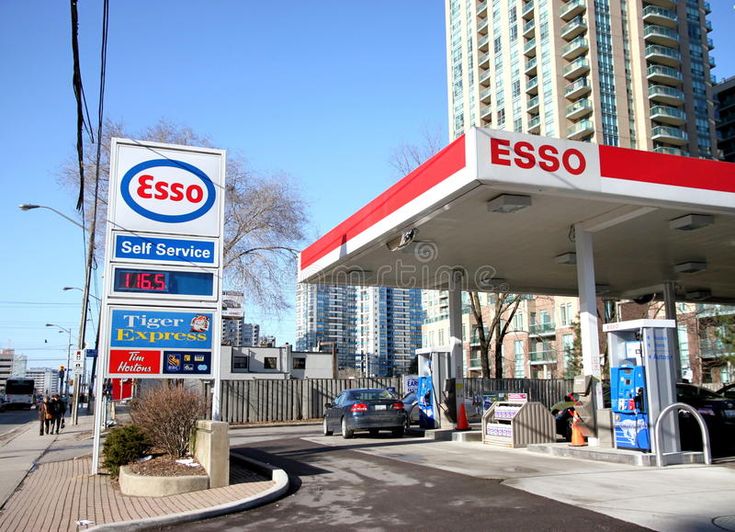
[50,394,63,434]
[60,394,68,429]
[39,396,52,436]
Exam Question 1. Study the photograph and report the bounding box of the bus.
[4,378,35,409]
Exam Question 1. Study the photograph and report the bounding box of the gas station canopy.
[299,128,735,302]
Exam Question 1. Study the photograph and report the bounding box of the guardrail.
[653,402,711,467]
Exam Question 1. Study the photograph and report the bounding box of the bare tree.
[468,292,522,378]
[387,126,444,177]
[59,119,308,311]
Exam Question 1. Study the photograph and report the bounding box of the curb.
[87,454,289,531]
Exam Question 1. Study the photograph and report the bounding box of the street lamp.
[46,323,72,396]
[63,286,101,302]
[23,202,96,425]
[19,204,84,229]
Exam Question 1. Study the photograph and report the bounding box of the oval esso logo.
[120,159,216,223]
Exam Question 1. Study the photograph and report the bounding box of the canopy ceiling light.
[555,252,577,265]
[674,260,707,274]
[669,213,714,231]
[487,194,532,214]
[386,228,418,252]
[685,288,712,301]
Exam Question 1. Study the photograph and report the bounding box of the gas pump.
[604,320,679,454]
[415,347,451,429]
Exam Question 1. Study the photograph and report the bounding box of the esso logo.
[490,138,587,175]
[120,159,216,223]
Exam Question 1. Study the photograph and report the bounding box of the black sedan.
[677,383,735,456]
[323,388,406,439]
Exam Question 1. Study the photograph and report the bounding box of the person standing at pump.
[38,396,52,436]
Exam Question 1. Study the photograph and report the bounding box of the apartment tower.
[446,0,717,157]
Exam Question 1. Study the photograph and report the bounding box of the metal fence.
[205,377,574,424]
[205,378,403,424]
[461,378,575,409]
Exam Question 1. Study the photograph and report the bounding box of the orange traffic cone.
[570,411,586,447]
[456,402,470,431]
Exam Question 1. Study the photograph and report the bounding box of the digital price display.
[113,268,214,297]
[116,270,169,292]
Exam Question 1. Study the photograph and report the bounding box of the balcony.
[530,350,558,364]
[529,321,556,336]
[707,37,714,50]
[567,119,594,140]
[647,64,683,85]
[705,20,713,32]
[645,44,681,67]
[644,24,680,48]
[523,18,535,38]
[562,36,589,60]
[479,51,490,68]
[522,0,534,20]
[563,57,590,79]
[703,1,711,14]
[699,338,732,359]
[528,115,541,133]
[480,104,493,120]
[642,5,677,27]
[709,56,716,69]
[651,125,688,145]
[648,84,685,106]
[653,146,685,156]
[526,76,539,94]
[561,0,586,21]
[644,0,675,8]
[565,77,591,100]
[479,68,492,86]
[650,104,686,125]
[525,56,538,75]
[477,0,487,13]
[566,98,593,120]
[478,34,489,51]
[524,37,537,57]
[561,15,587,41]
[527,95,540,113]
[478,16,489,34]
[480,87,492,104]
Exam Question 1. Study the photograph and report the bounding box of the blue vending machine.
[611,361,650,450]
[603,320,680,456]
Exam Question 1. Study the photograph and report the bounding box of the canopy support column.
[663,281,682,379]
[575,226,603,445]
[448,269,465,429]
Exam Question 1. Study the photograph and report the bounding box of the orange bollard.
[456,402,471,431]
[570,411,586,447]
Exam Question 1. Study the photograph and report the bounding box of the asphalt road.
[0,409,36,446]
[178,427,648,532]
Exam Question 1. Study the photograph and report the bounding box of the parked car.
[323,388,406,439]
[716,383,735,401]
[676,383,735,455]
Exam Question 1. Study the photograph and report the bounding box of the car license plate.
[724,409,735,419]
[375,405,387,411]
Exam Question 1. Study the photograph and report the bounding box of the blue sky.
[0,1,733,369]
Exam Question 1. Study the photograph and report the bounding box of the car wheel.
[391,426,404,438]
[341,417,354,439]
[323,417,333,436]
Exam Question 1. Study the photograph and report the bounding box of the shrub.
[130,384,204,458]
[103,424,151,478]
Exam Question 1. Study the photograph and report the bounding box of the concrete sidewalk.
[0,414,286,531]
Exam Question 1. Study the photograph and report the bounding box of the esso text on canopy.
[490,137,587,175]
[120,159,216,223]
